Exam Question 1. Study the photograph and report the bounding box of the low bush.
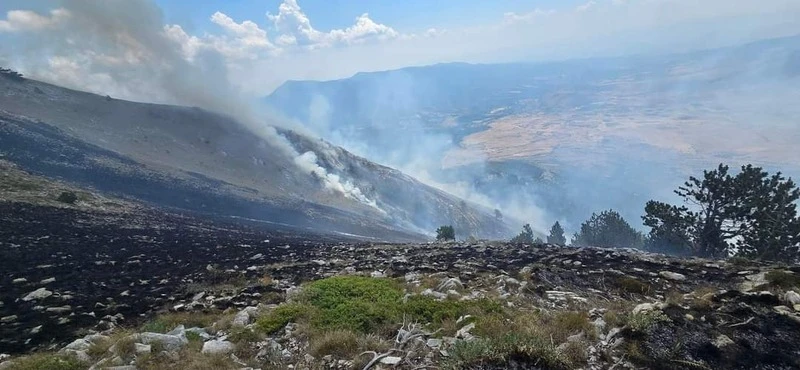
[2,354,83,370]
[765,270,800,288]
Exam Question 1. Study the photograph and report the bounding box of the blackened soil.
[0,201,341,354]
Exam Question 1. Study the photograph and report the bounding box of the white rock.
[40,277,56,284]
[63,338,91,351]
[421,289,447,300]
[438,277,464,291]
[632,303,658,315]
[249,253,264,260]
[426,338,443,348]
[135,343,151,354]
[30,326,42,334]
[455,323,476,340]
[137,333,188,352]
[167,325,186,336]
[46,306,72,314]
[712,334,735,349]
[0,316,17,324]
[784,291,800,306]
[739,272,767,292]
[659,271,687,281]
[379,356,402,365]
[233,306,259,327]
[12,278,26,284]
[201,340,235,355]
[370,270,385,278]
[22,288,52,301]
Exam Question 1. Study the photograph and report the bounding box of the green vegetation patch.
[2,354,83,370]
[257,276,506,335]
[445,331,572,370]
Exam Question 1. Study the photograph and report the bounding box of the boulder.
[437,277,464,291]
[22,288,53,301]
[784,291,800,306]
[659,271,687,281]
[201,340,235,355]
[137,333,188,352]
[63,338,92,352]
[233,306,259,327]
[135,343,151,354]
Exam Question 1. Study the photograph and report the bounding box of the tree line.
[507,164,800,261]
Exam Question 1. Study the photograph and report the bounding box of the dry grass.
[141,311,220,333]
[136,351,238,370]
[664,290,685,308]
[308,330,360,359]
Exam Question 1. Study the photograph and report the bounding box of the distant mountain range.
[0,75,511,240]
[263,34,800,232]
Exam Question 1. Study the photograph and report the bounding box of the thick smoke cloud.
[0,0,379,210]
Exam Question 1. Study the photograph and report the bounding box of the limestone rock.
[380,356,402,365]
[201,340,235,355]
[22,288,53,301]
[659,271,687,281]
[137,333,188,352]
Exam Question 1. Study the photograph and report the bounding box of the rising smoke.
[0,0,380,211]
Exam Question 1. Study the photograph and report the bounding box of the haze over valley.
[2,1,800,369]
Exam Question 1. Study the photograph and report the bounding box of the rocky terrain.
[2,172,799,369]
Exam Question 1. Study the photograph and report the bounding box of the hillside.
[264,35,800,230]
[0,75,512,240]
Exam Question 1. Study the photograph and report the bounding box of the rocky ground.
[2,164,800,369]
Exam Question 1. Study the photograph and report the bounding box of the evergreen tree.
[436,225,455,241]
[511,224,535,244]
[643,164,800,261]
[572,210,643,249]
[547,221,567,245]
[642,201,695,256]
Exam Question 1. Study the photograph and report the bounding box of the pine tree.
[572,210,643,249]
[643,164,800,261]
[547,221,567,245]
[511,224,535,244]
[436,225,455,241]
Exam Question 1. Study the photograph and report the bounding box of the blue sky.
[2,0,799,98]
[152,0,584,34]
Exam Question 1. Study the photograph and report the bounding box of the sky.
[1,0,799,100]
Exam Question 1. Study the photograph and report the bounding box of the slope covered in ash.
[0,75,511,240]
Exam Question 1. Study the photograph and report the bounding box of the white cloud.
[576,1,597,12]
[4,0,800,98]
[266,0,399,48]
[0,8,69,32]
[503,8,556,24]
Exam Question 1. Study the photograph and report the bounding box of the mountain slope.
[263,34,800,230]
[0,75,511,240]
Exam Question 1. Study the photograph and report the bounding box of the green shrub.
[56,191,78,204]
[256,303,313,334]
[3,354,83,370]
[257,276,509,337]
[402,296,469,324]
[227,327,262,344]
[302,276,403,333]
[626,310,670,334]
[445,332,571,370]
